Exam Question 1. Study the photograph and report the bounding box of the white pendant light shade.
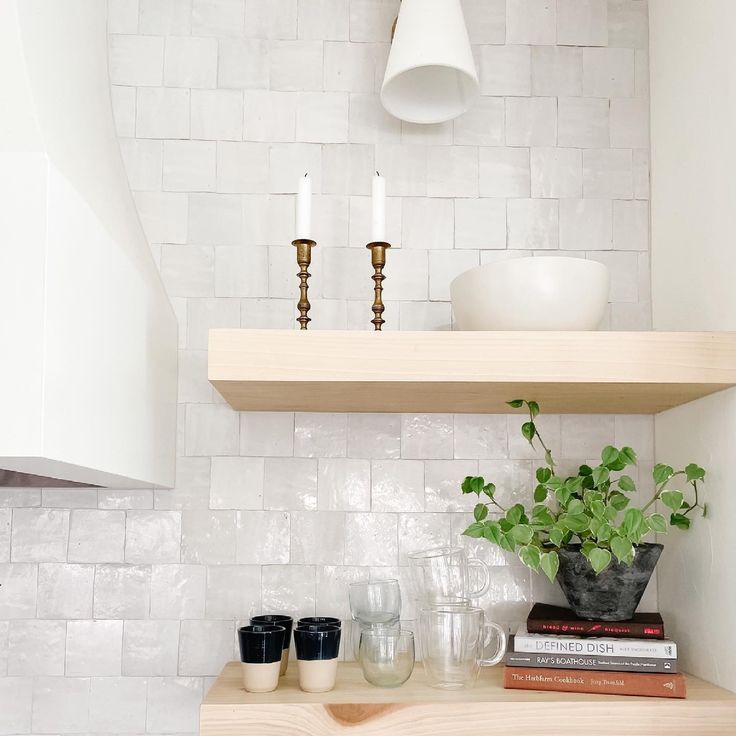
[380,0,479,125]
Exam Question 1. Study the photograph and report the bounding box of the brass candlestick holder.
[366,241,391,331]
[292,238,317,330]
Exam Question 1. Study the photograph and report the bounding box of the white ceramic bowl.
[450,257,610,331]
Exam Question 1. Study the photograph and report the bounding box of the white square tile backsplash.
[37,563,94,620]
[164,35,218,89]
[0,1,654,733]
[530,146,583,198]
[557,0,608,46]
[89,676,148,732]
[65,620,124,677]
[136,86,191,139]
[8,620,66,676]
[68,510,126,563]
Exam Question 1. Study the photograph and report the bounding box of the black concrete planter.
[556,543,663,621]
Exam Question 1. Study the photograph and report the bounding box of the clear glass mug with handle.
[408,547,490,604]
[418,606,506,690]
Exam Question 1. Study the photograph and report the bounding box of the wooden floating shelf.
[200,662,736,736]
[208,330,736,414]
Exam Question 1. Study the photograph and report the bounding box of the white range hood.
[0,0,177,488]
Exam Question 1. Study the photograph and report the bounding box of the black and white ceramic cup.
[293,624,342,693]
[250,615,294,676]
[237,624,286,693]
[297,616,342,628]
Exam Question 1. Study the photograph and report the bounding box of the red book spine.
[503,667,686,699]
[527,620,665,639]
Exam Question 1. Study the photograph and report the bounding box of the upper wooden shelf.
[200,662,736,736]
[208,330,736,415]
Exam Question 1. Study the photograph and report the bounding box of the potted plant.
[460,399,706,621]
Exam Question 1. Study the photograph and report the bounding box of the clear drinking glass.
[350,619,415,662]
[408,547,490,604]
[358,629,415,688]
[348,579,402,627]
[418,606,506,690]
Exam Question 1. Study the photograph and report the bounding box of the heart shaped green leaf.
[536,467,552,484]
[499,532,515,552]
[540,551,559,582]
[588,547,612,574]
[549,526,565,547]
[609,492,630,511]
[601,446,619,467]
[622,507,645,536]
[560,513,589,533]
[534,484,548,503]
[510,524,534,544]
[531,504,555,527]
[463,522,484,538]
[518,544,541,571]
[506,504,525,526]
[482,483,496,498]
[618,474,636,492]
[590,500,606,520]
[595,522,612,542]
[482,521,503,545]
[661,490,684,511]
[591,466,610,487]
[653,463,674,484]
[611,535,634,565]
[566,499,585,516]
[647,513,668,534]
[685,463,705,482]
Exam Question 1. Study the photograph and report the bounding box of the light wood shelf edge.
[208,330,736,414]
[200,662,736,736]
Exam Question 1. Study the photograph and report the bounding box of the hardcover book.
[506,650,678,674]
[514,625,677,659]
[503,666,686,699]
[527,603,665,639]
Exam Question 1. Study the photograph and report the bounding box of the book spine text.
[513,634,676,659]
[503,667,686,698]
[506,651,678,673]
[527,621,664,639]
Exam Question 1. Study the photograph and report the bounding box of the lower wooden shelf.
[201,661,736,736]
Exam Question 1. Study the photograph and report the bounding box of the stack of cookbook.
[504,603,685,698]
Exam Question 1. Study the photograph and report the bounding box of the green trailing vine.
[461,399,707,582]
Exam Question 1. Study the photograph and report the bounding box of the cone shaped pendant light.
[380,0,479,124]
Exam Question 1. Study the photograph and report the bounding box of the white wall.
[650,0,736,692]
[0,1,653,733]
[655,392,736,691]
[650,0,736,333]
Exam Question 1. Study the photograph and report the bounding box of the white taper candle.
[296,173,312,240]
[371,171,386,242]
